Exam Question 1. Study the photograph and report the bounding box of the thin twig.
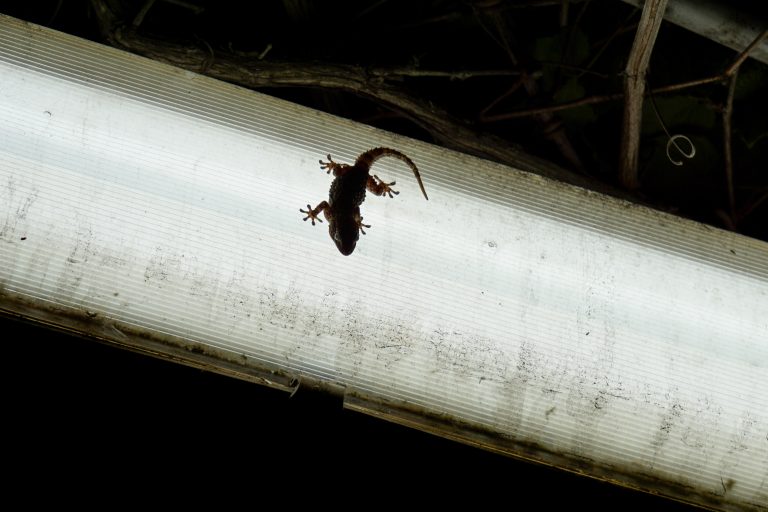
[161,0,206,14]
[354,0,390,20]
[195,36,215,73]
[619,0,668,190]
[736,190,768,223]
[479,78,527,117]
[580,13,638,78]
[723,70,738,221]
[475,5,585,172]
[499,0,587,8]
[480,92,623,121]
[724,28,768,77]
[369,68,525,80]
[650,75,722,94]
[47,0,64,25]
[228,43,273,60]
[559,0,570,28]
[481,30,766,123]
[132,0,157,28]
[542,61,609,78]
[87,0,614,194]
[719,29,768,226]
[163,0,205,14]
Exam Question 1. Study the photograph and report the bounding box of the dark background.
[3,0,765,507]
[4,315,697,509]
[3,0,767,243]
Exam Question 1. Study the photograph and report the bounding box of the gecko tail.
[358,147,429,200]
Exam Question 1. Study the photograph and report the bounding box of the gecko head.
[329,217,359,256]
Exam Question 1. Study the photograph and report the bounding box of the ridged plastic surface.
[0,16,766,510]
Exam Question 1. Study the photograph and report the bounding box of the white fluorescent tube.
[0,15,766,511]
[620,0,768,66]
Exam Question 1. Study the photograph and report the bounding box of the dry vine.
[87,0,767,222]
[88,0,615,193]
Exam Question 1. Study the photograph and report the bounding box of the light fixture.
[0,14,766,511]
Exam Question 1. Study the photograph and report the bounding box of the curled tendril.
[647,78,697,167]
[665,134,696,166]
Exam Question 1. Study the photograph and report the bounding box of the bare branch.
[737,190,768,223]
[132,0,156,28]
[723,72,738,220]
[474,5,585,172]
[619,0,668,190]
[715,29,767,226]
[482,27,768,123]
[370,68,525,80]
[559,0,570,28]
[649,76,721,94]
[724,28,768,77]
[479,78,527,117]
[479,75,734,122]
[480,92,624,121]
[87,0,612,192]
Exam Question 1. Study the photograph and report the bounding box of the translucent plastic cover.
[0,15,766,511]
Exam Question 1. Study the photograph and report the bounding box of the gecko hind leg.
[357,214,371,235]
[368,175,400,198]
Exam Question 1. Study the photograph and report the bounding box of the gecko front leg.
[319,154,353,176]
[300,201,370,254]
[300,201,329,225]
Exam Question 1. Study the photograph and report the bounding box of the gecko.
[300,147,429,255]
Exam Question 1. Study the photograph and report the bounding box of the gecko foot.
[371,175,400,198]
[300,204,323,225]
[319,154,342,174]
[357,216,371,235]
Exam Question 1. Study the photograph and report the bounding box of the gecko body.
[300,147,428,255]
